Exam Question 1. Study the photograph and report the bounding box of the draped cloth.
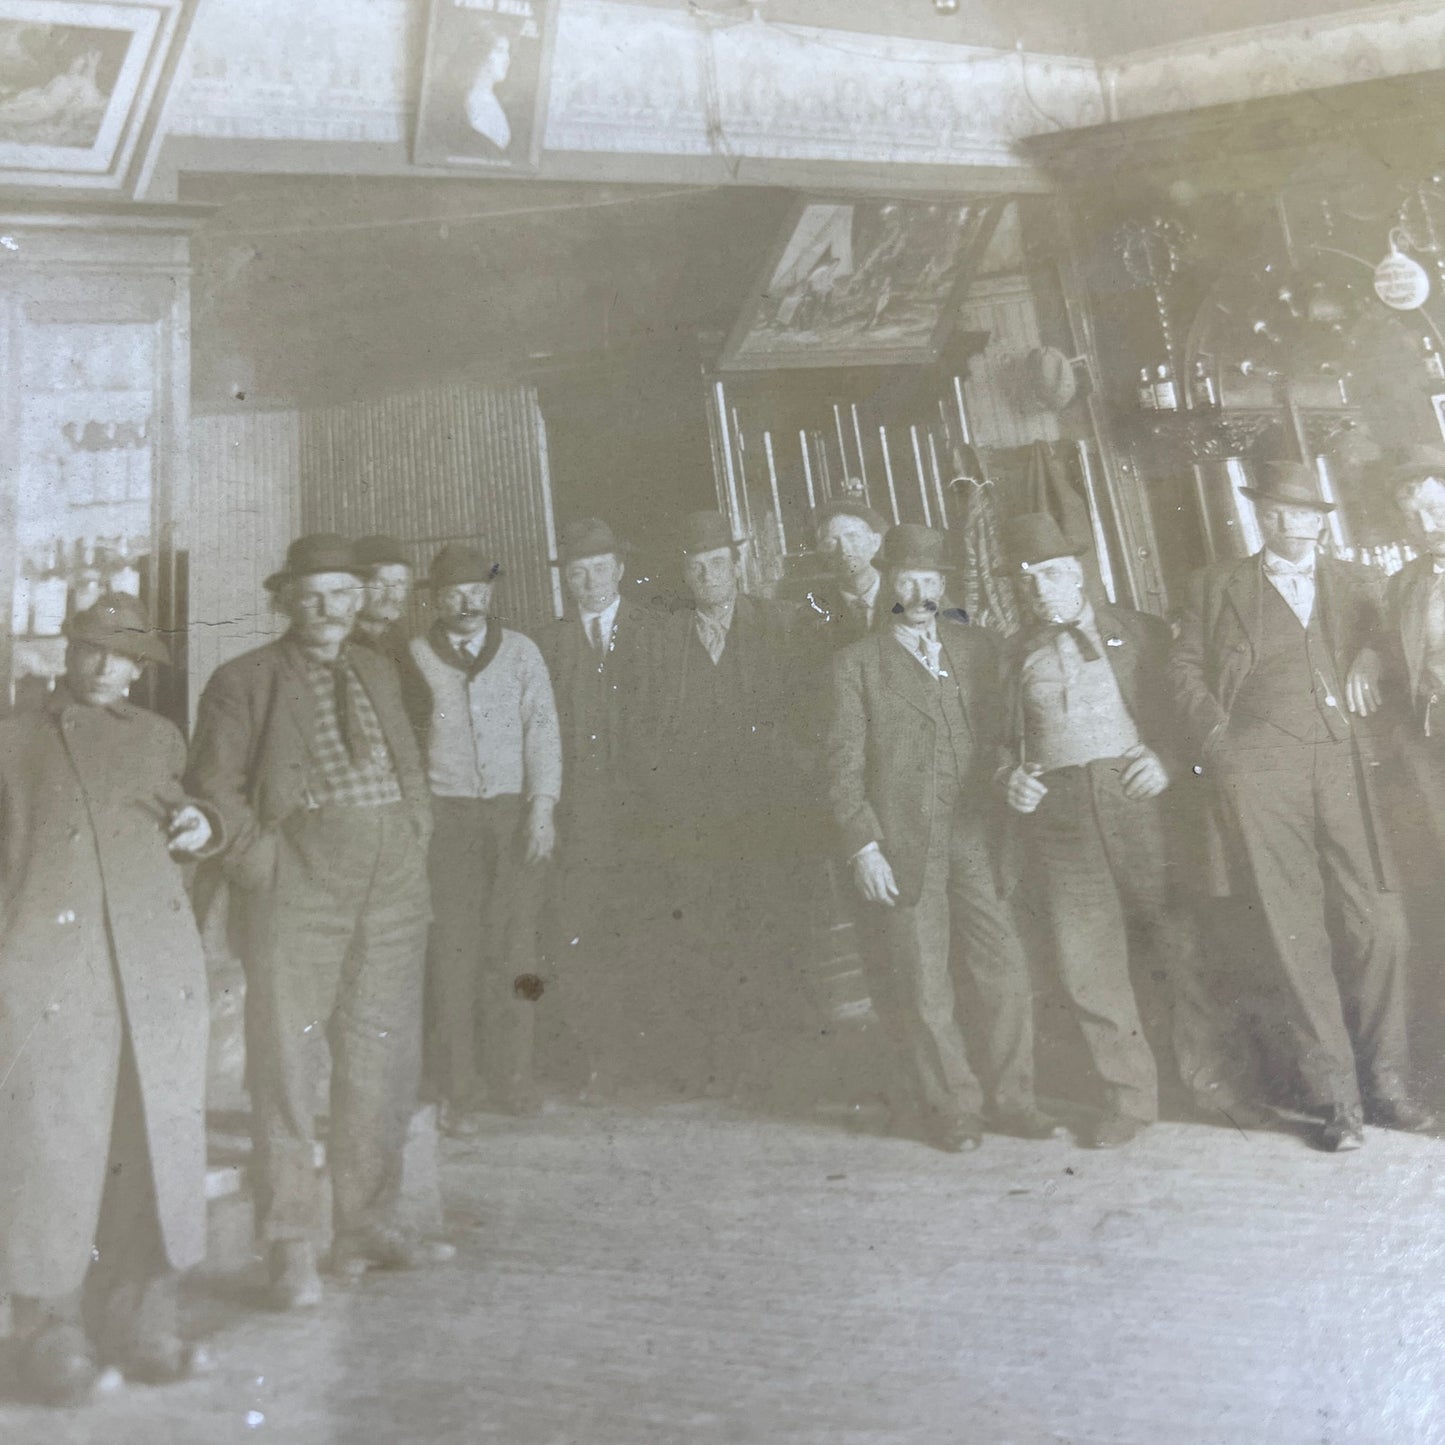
[953,475,1018,636]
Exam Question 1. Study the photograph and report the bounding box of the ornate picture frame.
[413,0,560,175]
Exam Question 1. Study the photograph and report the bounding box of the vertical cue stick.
[910,426,932,527]
[763,430,786,555]
[833,403,850,486]
[731,405,754,538]
[927,432,949,529]
[715,381,744,537]
[878,426,901,524]
[817,431,833,501]
[953,374,973,447]
[800,430,817,511]
[850,403,872,507]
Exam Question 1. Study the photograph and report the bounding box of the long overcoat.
[0,688,217,1296]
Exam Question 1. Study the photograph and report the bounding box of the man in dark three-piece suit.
[998,514,1235,1147]
[1169,463,1433,1152]
[543,517,666,1101]
[828,523,1057,1152]
[187,534,448,1311]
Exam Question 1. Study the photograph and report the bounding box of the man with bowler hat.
[187,534,446,1310]
[1169,463,1432,1151]
[650,510,809,1099]
[998,514,1222,1147]
[828,523,1057,1151]
[0,595,219,1403]
[809,499,890,650]
[543,517,663,1100]
[406,542,561,1130]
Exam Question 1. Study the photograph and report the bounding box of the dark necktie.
[589,614,607,660]
[327,660,365,765]
[1049,622,1101,662]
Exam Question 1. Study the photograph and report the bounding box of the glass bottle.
[30,539,70,637]
[1152,362,1179,412]
[1137,367,1155,410]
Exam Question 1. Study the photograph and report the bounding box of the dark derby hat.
[428,542,498,590]
[1001,512,1088,571]
[65,592,171,665]
[879,523,953,574]
[678,510,743,555]
[1383,443,1445,494]
[354,534,410,570]
[554,517,629,566]
[811,498,890,539]
[1239,461,1336,512]
[264,533,364,592]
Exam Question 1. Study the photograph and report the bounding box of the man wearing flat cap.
[998,514,1224,1147]
[352,533,415,670]
[1,596,219,1403]
[407,541,561,1130]
[1346,445,1445,871]
[650,510,809,1099]
[1169,463,1431,1152]
[543,518,663,1100]
[186,534,446,1310]
[828,523,1056,1152]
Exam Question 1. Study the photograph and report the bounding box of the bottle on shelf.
[110,537,142,597]
[1188,358,1219,410]
[1137,367,1156,411]
[1152,361,1179,412]
[30,539,69,638]
[72,540,103,613]
[1424,334,1445,382]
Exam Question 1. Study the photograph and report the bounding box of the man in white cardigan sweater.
[407,542,562,1133]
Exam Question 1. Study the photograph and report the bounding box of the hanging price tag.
[1374,240,1431,310]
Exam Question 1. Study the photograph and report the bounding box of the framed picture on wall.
[414,0,559,174]
[718,195,1007,371]
[0,0,196,191]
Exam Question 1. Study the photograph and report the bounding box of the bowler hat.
[1024,346,1078,412]
[428,542,498,590]
[678,511,743,556]
[354,534,410,570]
[879,523,953,574]
[1383,443,1445,494]
[812,499,889,539]
[264,533,364,592]
[554,517,629,566]
[64,592,171,665]
[1001,512,1087,571]
[1239,461,1336,512]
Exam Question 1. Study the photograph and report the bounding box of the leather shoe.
[1366,1095,1437,1133]
[991,1106,1065,1141]
[925,1110,984,1153]
[1319,1103,1366,1152]
[1088,1113,1148,1149]
[332,1225,457,1278]
[122,1336,217,1385]
[268,1240,323,1311]
[23,1323,101,1406]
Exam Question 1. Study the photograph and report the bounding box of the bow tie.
[1264,557,1314,579]
[1046,621,1101,662]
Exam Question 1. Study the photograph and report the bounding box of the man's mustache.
[891,600,938,615]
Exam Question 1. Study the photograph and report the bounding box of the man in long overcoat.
[0,595,219,1404]
[186,534,446,1310]
[1169,462,1432,1151]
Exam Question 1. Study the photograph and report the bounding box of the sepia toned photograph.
[5,1,1445,1442]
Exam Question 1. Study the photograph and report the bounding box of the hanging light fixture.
[1374,228,1431,310]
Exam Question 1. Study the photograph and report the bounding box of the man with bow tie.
[542,517,664,1101]
[406,542,561,1131]
[998,514,1214,1148]
[1169,463,1430,1152]
[1346,445,1445,871]
[828,524,1056,1152]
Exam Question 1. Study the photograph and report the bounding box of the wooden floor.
[4,1099,1445,1445]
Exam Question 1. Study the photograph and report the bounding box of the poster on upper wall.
[0,0,196,191]
[413,0,558,174]
[718,195,1007,371]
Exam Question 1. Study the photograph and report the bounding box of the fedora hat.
[554,517,629,566]
[1383,443,1445,493]
[811,498,890,539]
[1023,346,1078,412]
[354,534,410,571]
[264,533,364,592]
[1239,461,1336,512]
[678,510,743,556]
[64,592,170,666]
[428,542,498,590]
[879,523,952,574]
[1000,512,1088,571]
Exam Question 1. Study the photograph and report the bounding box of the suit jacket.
[185,637,432,914]
[827,619,1008,907]
[1167,550,1397,894]
[1376,553,1441,723]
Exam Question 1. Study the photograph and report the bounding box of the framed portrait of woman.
[414,0,559,174]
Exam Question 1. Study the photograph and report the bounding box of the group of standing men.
[6,443,1445,1405]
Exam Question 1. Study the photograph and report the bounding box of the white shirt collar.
[455,624,488,659]
[580,595,621,636]
[1262,547,1316,576]
[843,572,881,611]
